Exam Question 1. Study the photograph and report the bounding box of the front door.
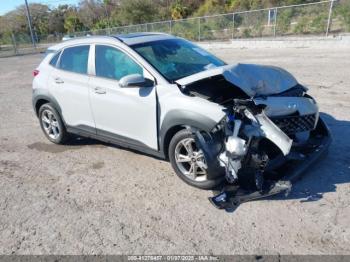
[89,44,158,150]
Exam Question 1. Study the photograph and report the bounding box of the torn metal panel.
[254,113,293,156]
[243,111,293,156]
[176,63,298,97]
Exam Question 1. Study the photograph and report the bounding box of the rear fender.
[32,89,63,121]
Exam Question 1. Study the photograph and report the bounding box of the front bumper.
[209,116,331,210]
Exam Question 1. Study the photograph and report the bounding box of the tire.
[38,103,70,144]
[168,129,224,190]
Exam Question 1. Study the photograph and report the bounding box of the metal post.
[24,0,36,48]
[326,0,335,37]
[11,33,18,55]
[198,17,201,42]
[232,13,235,39]
[169,20,172,34]
[273,8,278,37]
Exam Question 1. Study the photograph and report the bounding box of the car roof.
[47,35,114,51]
[47,32,175,51]
[114,32,175,45]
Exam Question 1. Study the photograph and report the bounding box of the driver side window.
[95,45,143,80]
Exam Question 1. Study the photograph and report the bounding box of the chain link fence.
[1,0,349,57]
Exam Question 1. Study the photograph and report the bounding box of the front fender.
[159,109,220,152]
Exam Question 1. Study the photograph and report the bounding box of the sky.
[0,0,80,15]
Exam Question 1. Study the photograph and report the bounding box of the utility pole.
[326,0,335,37]
[24,0,36,48]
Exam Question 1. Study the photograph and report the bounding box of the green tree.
[48,5,68,34]
[171,0,188,20]
[78,0,105,29]
[27,4,50,36]
[2,8,27,34]
[194,0,225,16]
[117,0,158,24]
[92,18,110,29]
[64,12,85,33]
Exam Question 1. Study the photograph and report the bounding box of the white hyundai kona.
[32,33,330,201]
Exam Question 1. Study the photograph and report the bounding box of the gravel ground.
[0,45,349,255]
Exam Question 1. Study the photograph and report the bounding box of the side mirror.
[119,74,150,88]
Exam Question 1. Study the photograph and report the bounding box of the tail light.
[33,69,39,77]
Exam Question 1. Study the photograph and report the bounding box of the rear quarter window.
[49,51,61,67]
[58,45,90,74]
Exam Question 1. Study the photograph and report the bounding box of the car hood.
[175,63,298,97]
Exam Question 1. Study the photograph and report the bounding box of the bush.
[199,15,232,40]
[277,9,293,35]
[243,28,251,38]
[172,20,198,40]
[335,1,350,32]
[0,32,13,45]
[310,13,327,34]
[294,16,310,34]
[46,34,57,43]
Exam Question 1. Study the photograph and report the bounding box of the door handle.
[94,87,106,94]
[54,77,64,84]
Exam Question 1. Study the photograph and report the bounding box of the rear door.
[48,45,95,132]
[89,44,158,150]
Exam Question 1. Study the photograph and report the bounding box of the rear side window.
[58,45,90,74]
[49,51,61,67]
[95,45,143,80]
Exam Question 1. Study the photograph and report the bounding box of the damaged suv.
[33,33,331,205]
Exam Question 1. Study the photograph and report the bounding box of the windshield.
[130,38,226,82]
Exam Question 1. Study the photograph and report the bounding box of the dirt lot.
[0,45,349,255]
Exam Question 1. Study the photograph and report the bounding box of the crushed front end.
[190,87,331,210]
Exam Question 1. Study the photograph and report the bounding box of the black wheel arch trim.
[32,89,64,121]
[159,109,219,154]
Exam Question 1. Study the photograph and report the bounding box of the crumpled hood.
[175,63,298,97]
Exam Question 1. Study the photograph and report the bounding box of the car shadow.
[67,136,166,160]
[271,112,350,201]
[67,112,349,211]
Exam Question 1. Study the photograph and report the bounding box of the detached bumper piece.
[209,118,331,210]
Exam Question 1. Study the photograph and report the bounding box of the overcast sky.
[0,0,80,15]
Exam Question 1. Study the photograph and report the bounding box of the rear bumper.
[209,116,331,209]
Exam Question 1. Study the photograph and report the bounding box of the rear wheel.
[168,129,223,189]
[38,103,69,144]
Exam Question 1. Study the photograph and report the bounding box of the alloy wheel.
[41,109,60,140]
[174,137,208,182]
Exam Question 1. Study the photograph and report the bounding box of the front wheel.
[168,129,224,190]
